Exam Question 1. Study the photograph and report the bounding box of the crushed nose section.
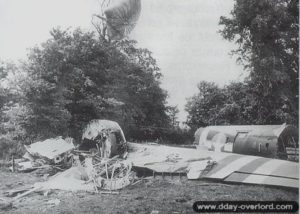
[80,119,127,158]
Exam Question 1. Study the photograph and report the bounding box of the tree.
[185,81,227,130]
[167,106,179,128]
[185,81,271,129]
[0,62,8,117]
[0,62,27,158]
[20,28,170,142]
[219,0,299,124]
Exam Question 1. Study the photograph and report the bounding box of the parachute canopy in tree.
[104,0,141,40]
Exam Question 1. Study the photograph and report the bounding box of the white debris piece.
[17,161,34,170]
[46,198,60,206]
[34,167,94,192]
[25,137,75,163]
[187,160,217,179]
[23,152,34,162]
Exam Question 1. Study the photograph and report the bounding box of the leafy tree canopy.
[9,28,171,142]
[218,0,298,124]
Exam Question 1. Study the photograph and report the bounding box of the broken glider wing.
[126,143,299,188]
[104,0,141,40]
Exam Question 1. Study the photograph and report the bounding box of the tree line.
[0,0,298,158]
[186,0,298,131]
[0,28,191,158]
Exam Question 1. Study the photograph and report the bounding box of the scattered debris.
[4,187,32,197]
[46,198,60,207]
[0,199,12,211]
[100,191,120,195]
[2,120,139,202]
[12,137,75,174]
[130,179,143,186]
[2,119,297,207]
[13,186,42,201]
[8,159,135,199]
[196,183,232,187]
[175,198,187,203]
[43,190,51,197]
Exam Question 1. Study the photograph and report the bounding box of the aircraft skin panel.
[247,159,298,179]
[206,155,260,179]
[225,172,299,188]
[237,159,299,179]
[270,162,299,179]
[235,157,271,174]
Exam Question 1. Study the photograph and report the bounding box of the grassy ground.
[0,169,298,214]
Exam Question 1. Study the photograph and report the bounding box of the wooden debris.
[93,155,119,167]
[46,198,60,206]
[0,200,12,211]
[130,179,142,186]
[43,190,51,196]
[100,191,119,194]
[4,187,32,197]
[13,186,42,201]
[197,183,232,187]
[12,156,15,172]
[122,152,128,159]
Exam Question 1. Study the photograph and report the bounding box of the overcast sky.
[0,0,244,121]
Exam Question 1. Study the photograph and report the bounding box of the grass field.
[0,169,298,214]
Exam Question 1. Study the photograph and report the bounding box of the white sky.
[0,0,244,121]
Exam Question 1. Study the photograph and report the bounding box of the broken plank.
[130,180,143,186]
[4,187,32,197]
[100,191,119,195]
[13,186,42,201]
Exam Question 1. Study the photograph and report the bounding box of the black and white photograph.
[0,0,299,213]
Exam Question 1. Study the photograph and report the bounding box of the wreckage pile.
[3,120,298,207]
[5,120,137,204]
[11,137,134,193]
[13,137,75,175]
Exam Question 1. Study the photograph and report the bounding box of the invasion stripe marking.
[207,155,259,179]
[237,158,271,174]
[225,172,299,188]
[204,155,242,177]
[270,162,299,179]
[251,159,294,178]
[237,158,298,179]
